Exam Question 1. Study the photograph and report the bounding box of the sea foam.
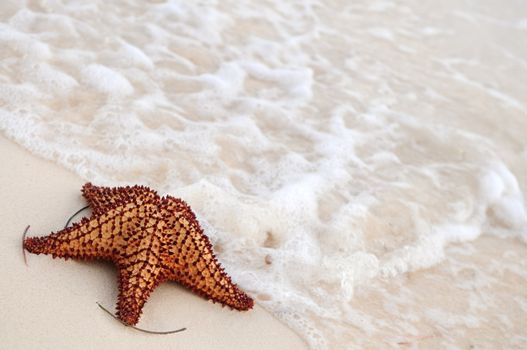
[1,1,526,349]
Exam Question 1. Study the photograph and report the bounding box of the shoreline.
[0,134,308,350]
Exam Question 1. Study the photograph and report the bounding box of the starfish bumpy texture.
[24,183,253,325]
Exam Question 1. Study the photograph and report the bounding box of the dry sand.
[0,135,308,350]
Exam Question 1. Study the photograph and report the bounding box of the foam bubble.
[368,27,395,41]
[480,164,527,230]
[242,61,313,100]
[119,42,154,70]
[80,64,134,96]
[25,63,78,95]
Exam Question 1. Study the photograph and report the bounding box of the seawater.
[1,1,527,348]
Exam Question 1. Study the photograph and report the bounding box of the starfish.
[23,183,253,326]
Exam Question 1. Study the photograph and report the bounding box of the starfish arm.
[82,183,158,216]
[168,254,254,311]
[115,259,165,326]
[160,197,253,310]
[24,216,115,260]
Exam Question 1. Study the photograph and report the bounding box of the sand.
[1,127,527,349]
[0,134,308,350]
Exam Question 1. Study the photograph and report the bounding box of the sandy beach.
[1,1,527,348]
[3,130,527,349]
[0,135,308,350]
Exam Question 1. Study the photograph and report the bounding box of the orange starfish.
[24,183,253,326]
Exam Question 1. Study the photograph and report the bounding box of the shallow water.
[1,1,527,348]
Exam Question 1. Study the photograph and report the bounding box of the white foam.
[242,61,314,100]
[517,18,527,30]
[80,64,134,96]
[480,164,527,231]
[0,1,526,349]
[368,2,395,12]
[25,63,79,95]
[118,42,155,70]
[368,27,395,41]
